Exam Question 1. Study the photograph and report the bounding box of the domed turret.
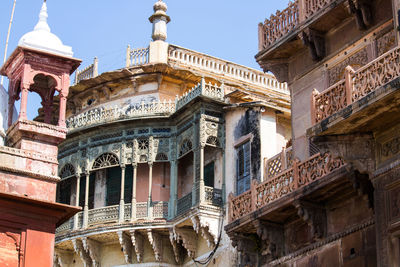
[18,1,73,57]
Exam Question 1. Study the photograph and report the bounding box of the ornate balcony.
[264,146,293,179]
[309,46,400,136]
[227,152,344,223]
[74,57,98,85]
[65,78,225,132]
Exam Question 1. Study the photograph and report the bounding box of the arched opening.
[57,163,76,205]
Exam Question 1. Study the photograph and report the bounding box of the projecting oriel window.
[236,141,251,195]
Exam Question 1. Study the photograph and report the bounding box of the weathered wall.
[152,162,170,202]
[177,152,194,199]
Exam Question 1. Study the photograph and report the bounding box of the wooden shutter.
[236,141,251,195]
[106,167,121,206]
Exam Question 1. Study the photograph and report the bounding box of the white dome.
[18,2,73,57]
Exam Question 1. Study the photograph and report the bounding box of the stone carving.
[293,201,326,240]
[230,233,258,267]
[304,0,336,18]
[389,186,400,221]
[59,163,75,178]
[169,228,184,264]
[117,231,133,264]
[82,237,101,267]
[72,239,91,267]
[179,139,193,158]
[252,220,284,259]
[328,48,368,86]
[130,230,144,262]
[172,227,197,258]
[147,229,163,262]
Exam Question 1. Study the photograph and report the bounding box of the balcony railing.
[88,205,119,225]
[153,201,169,218]
[264,146,293,179]
[311,46,400,124]
[66,79,225,132]
[126,45,149,67]
[258,0,339,51]
[169,45,289,94]
[177,192,192,216]
[74,57,98,85]
[204,186,223,206]
[228,152,345,222]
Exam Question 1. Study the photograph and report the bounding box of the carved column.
[83,172,90,228]
[199,145,205,203]
[58,93,67,127]
[73,174,81,230]
[148,162,153,218]
[131,163,137,221]
[119,165,126,223]
[192,148,198,206]
[19,85,29,120]
[169,160,178,219]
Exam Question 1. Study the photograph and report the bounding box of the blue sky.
[0,0,290,119]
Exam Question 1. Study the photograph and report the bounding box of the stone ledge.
[0,165,59,183]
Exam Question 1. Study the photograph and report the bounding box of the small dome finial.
[149,0,171,42]
[34,1,50,32]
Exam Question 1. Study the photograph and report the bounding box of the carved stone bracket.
[346,0,373,30]
[191,215,219,247]
[172,227,197,258]
[117,231,133,264]
[130,230,144,262]
[229,232,258,267]
[312,133,375,175]
[347,167,375,208]
[82,237,101,267]
[72,239,91,267]
[258,58,289,83]
[54,249,74,267]
[147,229,163,262]
[169,228,184,265]
[299,29,325,61]
[293,200,327,241]
[252,220,284,259]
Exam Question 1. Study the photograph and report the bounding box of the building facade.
[0,2,81,266]
[226,0,400,266]
[53,1,291,266]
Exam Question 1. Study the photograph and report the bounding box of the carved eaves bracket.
[147,229,163,262]
[293,200,327,241]
[258,58,289,83]
[252,220,284,260]
[172,227,197,259]
[72,239,92,267]
[81,237,101,267]
[312,133,375,175]
[54,249,74,267]
[345,0,373,30]
[191,215,218,248]
[169,228,185,265]
[347,167,375,209]
[130,230,144,263]
[298,29,326,62]
[117,231,133,264]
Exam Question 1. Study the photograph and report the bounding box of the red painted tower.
[0,2,81,266]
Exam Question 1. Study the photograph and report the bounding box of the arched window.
[155,153,168,161]
[179,139,192,157]
[60,163,75,179]
[92,153,119,170]
[206,136,220,147]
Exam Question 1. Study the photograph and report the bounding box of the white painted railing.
[168,44,289,94]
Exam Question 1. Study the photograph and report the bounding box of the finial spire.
[149,0,171,41]
[34,1,50,32]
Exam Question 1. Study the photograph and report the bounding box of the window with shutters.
[106,166,121,206]
[236,141,251,195]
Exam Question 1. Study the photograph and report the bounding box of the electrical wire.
[192,210,225,265]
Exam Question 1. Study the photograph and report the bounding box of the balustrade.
[169,45,288,94]
[312,46,400,124]
[177,192,192,216]
[74,57,98,85]
[204,186,223,206]
[229,153,345,222]
[265,146,293,179]
[126,46,149,67]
